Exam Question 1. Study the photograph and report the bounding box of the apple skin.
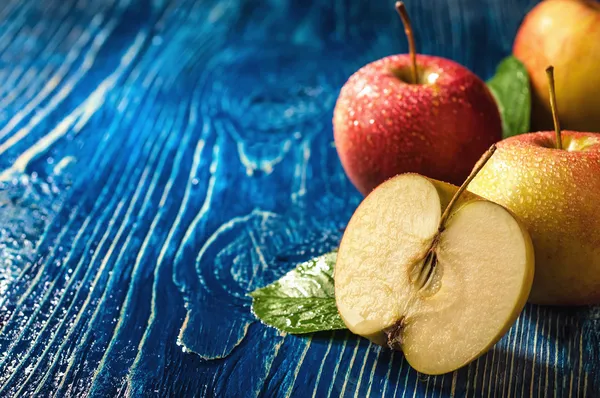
[468,131,600,305]
[513,0,600,132]
[333,54,502,195]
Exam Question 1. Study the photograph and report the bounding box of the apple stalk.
[545,66,562,150]
[439,144,497,230]
[395,2,418,84]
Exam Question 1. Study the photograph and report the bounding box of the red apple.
[513,0,600,132]
[333,3,502,195]
[333,53,502,195]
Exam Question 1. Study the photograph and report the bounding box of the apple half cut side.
[334,174,534,375]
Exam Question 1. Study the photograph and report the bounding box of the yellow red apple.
[513,0,600,131]
[469,130,600,305]
[469,67,600,305]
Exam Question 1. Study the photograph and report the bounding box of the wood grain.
[0,0,597,396]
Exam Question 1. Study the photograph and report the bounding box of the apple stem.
[437,144,497,231]
[395,2,418,84]
[546,66,562,150]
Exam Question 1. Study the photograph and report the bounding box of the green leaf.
[249,251,347,334]
[486,56,531,138]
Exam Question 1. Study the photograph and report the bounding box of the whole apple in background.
[335,147,534,375]
[469,67,600,305]
[514,0,600,132]
[333,2,502,195]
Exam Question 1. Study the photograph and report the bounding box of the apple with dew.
[335,147,534,374]
[469,66,600,305]
[333,2,502,195]
[513,0,600,132]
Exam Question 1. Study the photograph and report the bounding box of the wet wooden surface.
[0,0,598,396]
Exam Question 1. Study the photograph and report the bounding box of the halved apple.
[334,173,534,375]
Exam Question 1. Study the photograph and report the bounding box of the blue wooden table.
[0,0,598,396]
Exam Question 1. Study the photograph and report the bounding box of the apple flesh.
[513,0,600,132]
[335,174,534,374]
[469,131,600,305]
[333,54,502,195]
